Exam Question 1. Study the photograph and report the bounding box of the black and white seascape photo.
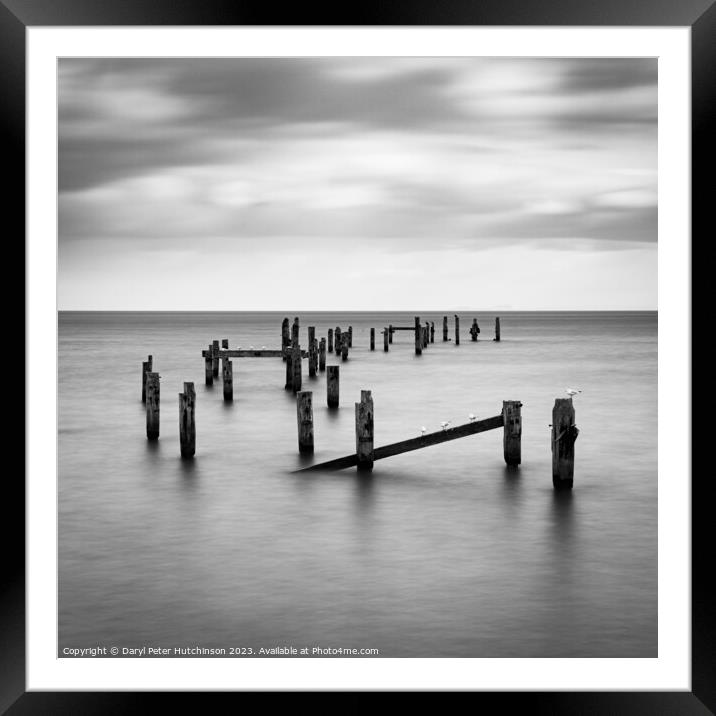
[58,56,658,659]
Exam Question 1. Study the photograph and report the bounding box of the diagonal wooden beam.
[293,414,504,473]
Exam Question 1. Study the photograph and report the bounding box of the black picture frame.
[7,0,710,710]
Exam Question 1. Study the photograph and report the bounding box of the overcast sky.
[58,57,657,310]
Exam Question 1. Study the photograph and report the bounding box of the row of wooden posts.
[142,357,196,457]
[141,352,577,488]
[294,391,577,489]
[198,315,501,401]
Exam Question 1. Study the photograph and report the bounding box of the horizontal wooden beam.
[293,414,504,473]
[202,349,307,358]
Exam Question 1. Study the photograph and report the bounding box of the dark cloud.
[556,58,657,94]
[59,57,657,192]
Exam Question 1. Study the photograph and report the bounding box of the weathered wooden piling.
[494,317,501,342]
[141,355,153,402]
[146,372,160,440]
[443,316,448,341]
[222,358,233,401]
[221,338,229,349]
[383,328,389,352]
[470,319,478,341]
[327,365,339,408]
[328,328,334,353]
[205,346,213,386]
[348,326,353,348]
[389,324,393,344]
[292,317,300,348]
[552,398,578,489]
[341,335,349,361]
[424,323,429,348]
[212,340,220,377]
[414,316,422,355]
[296,391,314,454]
[292,345,302,393]
[285,349,293,391]
[281,318,290,360]
[308,327,317,377]
[502,400,522,466]
[319,337,326,371]
[355,390,374,470]
[454,315,460,345]
[335,327,342,353]
[430,322,435,343]
[370,327,375,350]
[179,382,196,458]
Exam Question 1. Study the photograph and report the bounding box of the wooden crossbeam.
[293,414,504,473]
[201,349,308,358]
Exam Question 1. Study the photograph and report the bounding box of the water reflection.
[178,455,198,489]
[549,488,576,560]
[499,465,522,512]
[353,469,375,511]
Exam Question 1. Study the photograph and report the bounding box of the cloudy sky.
[58,57,657,310]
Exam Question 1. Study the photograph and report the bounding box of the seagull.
[468,413,477,422]
[566,388,582,398]
[420,426,427,436]
[249,345,254,350]
[261,346,266,350]
[440,421,451,431]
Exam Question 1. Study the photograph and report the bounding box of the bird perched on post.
[565,388,582,398]
[440,421,451,431]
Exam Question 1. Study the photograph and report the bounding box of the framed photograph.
[9,0,710,709]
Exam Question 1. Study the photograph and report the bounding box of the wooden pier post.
[285,349,293,391]
[414,316,422,355]
[205,345,213,386]
[319,337,326,371]
[308,327,317,377]
[502,400,522,466]
[494,317,501,342]
[141,355,153,402]
[355,390,374,471]
[328,328,334,353]
[471,319,478,341]
[222,358,233,401]
[222,338,229,349]
[424,322,429,348]
[389,324,393,344]
[292,317,300,348]
[146,372,160,440]
[430,322,435,343]
[454,315,460,345]
[179,382,196,458]
[327,365,339,408]
[443,316,448,341]
[335,327,342,353]
[212,340,220,377]
[292,345,302,393]
[341,335,349,362]
[552,398,578,489]
[281,318,290,360]
[348,326,353,348]
[370,327,375,351]
[296,391,314,454]
[383,328,389,352]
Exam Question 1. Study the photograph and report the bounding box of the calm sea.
[58,311,657,657]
